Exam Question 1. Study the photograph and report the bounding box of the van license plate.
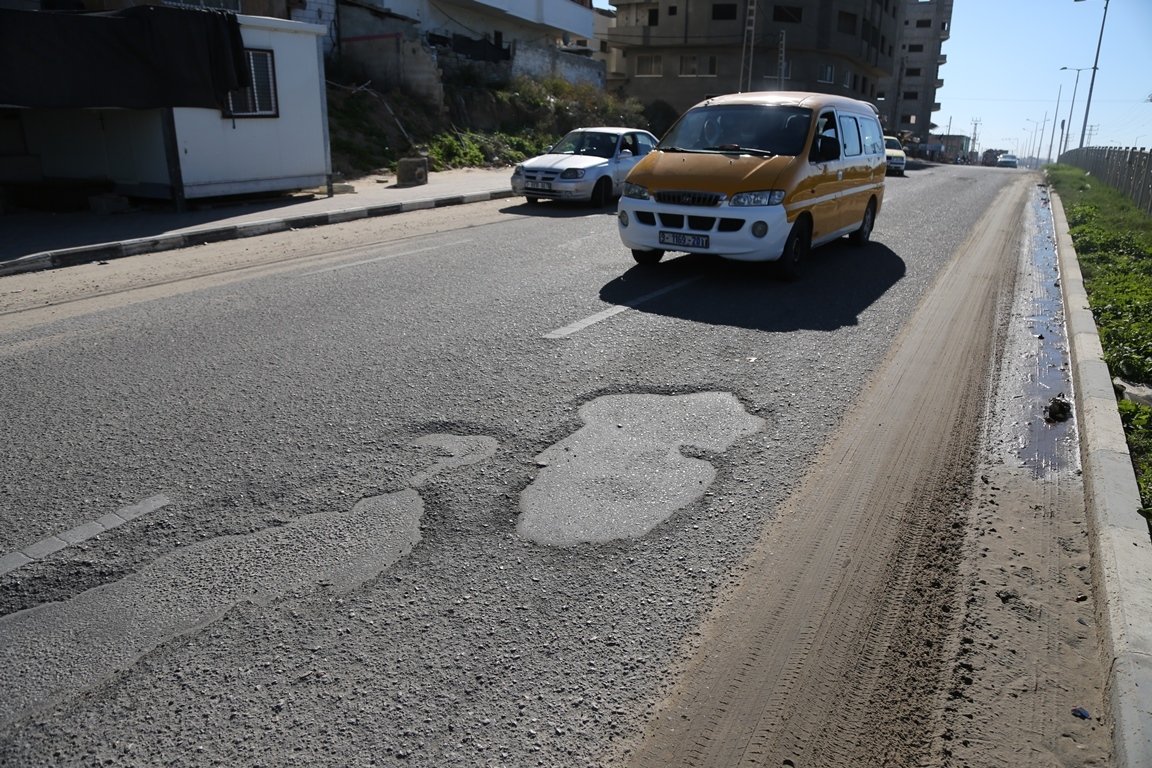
[659,231,709,249]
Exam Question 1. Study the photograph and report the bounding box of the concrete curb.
[0,188,518,278]
[1051,189,1152,768]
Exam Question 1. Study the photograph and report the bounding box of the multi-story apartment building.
[606,0,904,116]
[875,0,953,143]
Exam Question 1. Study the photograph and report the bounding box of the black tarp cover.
[0,6,249,110]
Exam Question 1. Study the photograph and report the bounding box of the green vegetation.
[1047,164,1152,507]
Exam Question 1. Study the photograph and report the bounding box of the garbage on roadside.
[1072,706,1091,720]
[1045,393,1072,422]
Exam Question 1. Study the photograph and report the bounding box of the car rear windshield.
[659,105,813,157]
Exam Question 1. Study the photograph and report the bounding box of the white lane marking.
[0,493,171,577]
[297,240,472,276]
[544,276,700,339]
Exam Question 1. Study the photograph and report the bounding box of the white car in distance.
[511,127,659,207]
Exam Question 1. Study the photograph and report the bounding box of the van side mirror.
[814,135,840,162]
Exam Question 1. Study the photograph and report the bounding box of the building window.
[648,8,659,25]
[903,91,919,100]
[669,5,678,15]
[773,5,803,22]
[906,67,922,76]
[837,11,857,34]
[636,54,662,77]
[226,49,277,117]
[915,18,931,27]
[817,64,834,83]
[908,43,924,52]
[765,60,792,80]
[712,3,738,21]
[680,55,718,76]
[841,69,852,88]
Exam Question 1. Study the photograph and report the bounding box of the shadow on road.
[499,200,619,217]
[598,242,906,332]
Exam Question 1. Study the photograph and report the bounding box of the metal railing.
[1059,146,1152,216]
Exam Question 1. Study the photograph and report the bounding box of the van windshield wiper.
[705,144,777,157]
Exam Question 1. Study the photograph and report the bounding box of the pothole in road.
[517,392,765,546]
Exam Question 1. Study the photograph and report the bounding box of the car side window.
[838,115,863,157]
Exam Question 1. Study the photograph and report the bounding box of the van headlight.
[512,165,524,177]
[560,168,586,179]
[623,182,650,200]
[729,190,785,206]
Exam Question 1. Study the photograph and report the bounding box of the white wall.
[174,16,330,197]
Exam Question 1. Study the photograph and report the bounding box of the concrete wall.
[339,5,445,105]
[513,43,604,88]
[291,0,338,54]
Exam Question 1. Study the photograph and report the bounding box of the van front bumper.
[616,199,792,262]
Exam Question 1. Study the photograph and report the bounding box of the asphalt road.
[0,166,1090,767]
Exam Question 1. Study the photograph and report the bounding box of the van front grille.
[654,190,723,207]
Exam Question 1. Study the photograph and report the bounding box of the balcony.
[937,53,947,66]
[439,0,595,39]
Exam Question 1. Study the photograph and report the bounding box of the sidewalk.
[0,167,516,277]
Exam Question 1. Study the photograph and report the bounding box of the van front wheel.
[776,219,811,280]
[849,200,876,246]
[632,249,664,265]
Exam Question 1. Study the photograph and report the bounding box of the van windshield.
[659,105,813,157]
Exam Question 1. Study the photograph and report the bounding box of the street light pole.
[1060,66,1088,155]
[1047,85,1062,163]
[1076,0,1110,149]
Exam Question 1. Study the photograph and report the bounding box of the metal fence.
[1058,146,1152,216]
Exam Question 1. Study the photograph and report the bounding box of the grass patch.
[1047,164,1152,508]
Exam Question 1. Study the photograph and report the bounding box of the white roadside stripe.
[0,493,171,577]
[544,276,700,338]
[298,240,472,276]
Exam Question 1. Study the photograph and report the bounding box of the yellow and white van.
[616,91,886,275]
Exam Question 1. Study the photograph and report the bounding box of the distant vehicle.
[884,136,907,176]
[996,154,1019,168]
[510,127,659,207]
[982,149,1004,167]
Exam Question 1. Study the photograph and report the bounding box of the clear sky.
[591,0,1152,156]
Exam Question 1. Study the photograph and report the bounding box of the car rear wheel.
[849,199,877,246]
[775,218,811,280]
[631,248,664,265]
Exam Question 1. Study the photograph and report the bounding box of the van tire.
[849,199,877,246]
[776,218,811,280]
[632,248,664,265]
[526,196,540,204]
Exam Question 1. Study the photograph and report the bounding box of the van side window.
[838,115,863,157]
[858,115,883,155]
[812,111,838,161]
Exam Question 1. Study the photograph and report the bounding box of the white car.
[884,135,906,176]
[511,127,659,207]
[996,153,1019,168]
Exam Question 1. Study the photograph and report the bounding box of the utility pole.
[971,118,981,153]
[1047,85,1062,163]
[1079,0,1110,149]
[739,0,759,92]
